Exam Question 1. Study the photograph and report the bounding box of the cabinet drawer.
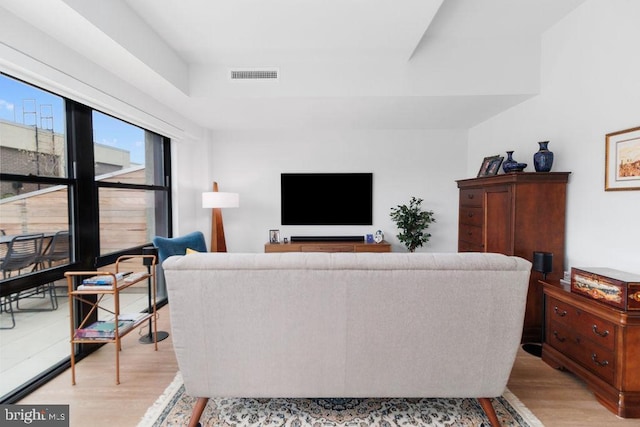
[458,241,484,252]
[460,189,483,207]
[546,296,616,351]
[355,244,391,253]
[458,223,483,246]
[547,320,615,383]
[459,206,483,227]
[265,244,300,252]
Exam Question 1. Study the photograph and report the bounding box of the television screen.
[281,173,373,225]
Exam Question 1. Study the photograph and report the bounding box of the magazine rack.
[65,254,158,385]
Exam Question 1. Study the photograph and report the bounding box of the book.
[81,272,131,285]
[75,320,133,338]
[77,284,113,291]
[117,312,148,323]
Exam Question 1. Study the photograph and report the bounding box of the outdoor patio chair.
[0,233,44,329]
[37,230,70,268]
[15,231,68,311]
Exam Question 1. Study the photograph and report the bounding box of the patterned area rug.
[138,372,543,427]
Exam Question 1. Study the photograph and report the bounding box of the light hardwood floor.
[18,306,640,426]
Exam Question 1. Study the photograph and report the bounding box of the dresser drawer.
[547,320,616,383]
[459,189,483,207]
[458,223,482,246]
[546,296,616,351]
[459,206,483,227]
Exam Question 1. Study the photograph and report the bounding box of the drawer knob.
[552,331,566,342]
[630,291,640,302]
[591,353,609,367]
[467,194,474,199]
[553,306,567,317]
[592,324,609,338]
[468,212,474,217]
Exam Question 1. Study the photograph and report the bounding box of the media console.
[265,240,391,253]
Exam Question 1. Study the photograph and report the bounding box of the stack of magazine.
[74,314,146,339]
[77,272,131,290]
[75,320,133,339]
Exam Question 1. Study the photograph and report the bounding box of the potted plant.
[389,197,435,252]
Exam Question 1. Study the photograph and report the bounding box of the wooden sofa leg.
[188,397,209,427]
[478,398,501,427]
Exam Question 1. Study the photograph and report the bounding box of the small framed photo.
[605,126,640,191]
[477,155,504,177]
[269,229,281,243]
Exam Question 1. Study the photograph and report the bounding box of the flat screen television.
[281,173,373,225]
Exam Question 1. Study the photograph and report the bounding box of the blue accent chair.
[152,231,208,263]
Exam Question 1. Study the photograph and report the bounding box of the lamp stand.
[521,277,546,357]
[522,275,544,357]
[522,252,553,358]
[210,182,227,253]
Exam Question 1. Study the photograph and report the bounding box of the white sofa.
[163,252,531,427]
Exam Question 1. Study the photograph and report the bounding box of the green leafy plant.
[389,197,435,252]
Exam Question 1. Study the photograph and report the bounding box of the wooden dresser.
[265,240,391,253]
[542,280,640,418]
[456,172,570,342]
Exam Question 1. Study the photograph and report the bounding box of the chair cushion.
[153,231,208,263]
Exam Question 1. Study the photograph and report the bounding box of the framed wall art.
[477,155,504,178]
[605,126,640,191]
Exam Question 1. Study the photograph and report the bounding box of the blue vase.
[502,151,516,173]
[502,151,517,173]
[534,141,554,172]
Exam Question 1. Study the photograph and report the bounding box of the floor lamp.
[522,251,553,357]
[202,182,239,252]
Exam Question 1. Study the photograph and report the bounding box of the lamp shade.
[202,192,239,209]
[533,251,553,274]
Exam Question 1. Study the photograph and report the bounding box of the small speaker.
[533,251,553,275]
[142,246,157,266]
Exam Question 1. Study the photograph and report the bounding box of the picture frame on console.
[269,229,281,244]
[477,155,504,178]
[605,125,640,191]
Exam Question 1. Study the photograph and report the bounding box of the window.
[92,112,168,255]
[0,73,172,403]
[0,75,71,278]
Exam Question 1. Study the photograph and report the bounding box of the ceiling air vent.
[229,68,279,81]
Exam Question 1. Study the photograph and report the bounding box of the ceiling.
[1,0,586,131]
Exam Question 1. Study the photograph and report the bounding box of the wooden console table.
[541,279,640,418]
[265,240,391,253]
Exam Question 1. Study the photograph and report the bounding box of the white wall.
[468,0,640,274]
[208,129,467,253]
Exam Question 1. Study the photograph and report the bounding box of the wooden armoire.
[456,172,570,343]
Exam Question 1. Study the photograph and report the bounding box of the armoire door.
[484,186,512,254]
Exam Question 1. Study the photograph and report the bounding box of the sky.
[0,74,145,164]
